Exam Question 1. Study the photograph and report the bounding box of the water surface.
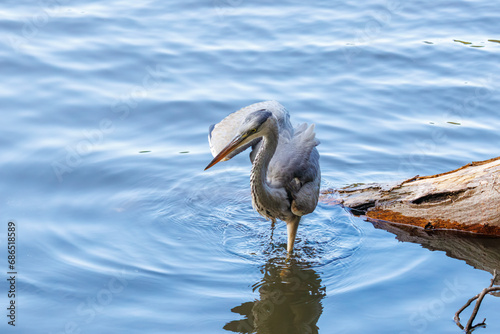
[1,0,500,333]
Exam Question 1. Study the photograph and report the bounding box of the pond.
[2,0,500,333]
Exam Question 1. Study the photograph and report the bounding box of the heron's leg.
[286,216,301,254]
[270,218,276,241]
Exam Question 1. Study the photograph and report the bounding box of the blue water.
[1,0,500,333]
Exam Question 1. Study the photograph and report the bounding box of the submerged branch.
[455,270,500,332]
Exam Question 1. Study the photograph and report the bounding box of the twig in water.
[455,270,500,332]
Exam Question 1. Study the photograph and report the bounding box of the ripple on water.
[147,167,430,304]
[170,167,366,269]
[217,196,364,268]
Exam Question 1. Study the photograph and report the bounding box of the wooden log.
[323,157,500,235]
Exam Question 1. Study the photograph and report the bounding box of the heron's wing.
[208,101,291,161]
[268,123,321,215]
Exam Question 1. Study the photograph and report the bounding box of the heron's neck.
[250,121,279,207]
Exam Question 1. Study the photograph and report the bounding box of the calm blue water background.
[1,0,500,333]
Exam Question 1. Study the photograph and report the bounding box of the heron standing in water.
[205,101,320,254]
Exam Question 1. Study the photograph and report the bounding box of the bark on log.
[324,157,500,235]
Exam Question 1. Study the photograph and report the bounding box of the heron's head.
[205,109,273,170]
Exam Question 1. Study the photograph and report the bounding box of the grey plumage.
[205,101,321,254]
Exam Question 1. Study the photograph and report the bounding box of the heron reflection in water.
[224,259,325,334]
[205,101,321,254]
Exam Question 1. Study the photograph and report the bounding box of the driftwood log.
[324,157,500,235]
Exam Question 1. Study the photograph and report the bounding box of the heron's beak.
[204,134,245,170]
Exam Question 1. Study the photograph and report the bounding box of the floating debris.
[453,39,472,45]
[179,151,190,154]
[447,121,461,125]
[139,150,151,153]
[471,45,485,48]
[423,41,433,44]
[488,39,500,44]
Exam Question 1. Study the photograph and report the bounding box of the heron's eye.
[250,128,257,133]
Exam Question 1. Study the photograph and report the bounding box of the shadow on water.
[224,258,326,334]
[368,219,500,332]
[368,219,500,279]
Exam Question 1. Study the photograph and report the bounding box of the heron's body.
[205,101,320,253]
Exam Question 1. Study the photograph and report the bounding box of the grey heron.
[205,101,321,254]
